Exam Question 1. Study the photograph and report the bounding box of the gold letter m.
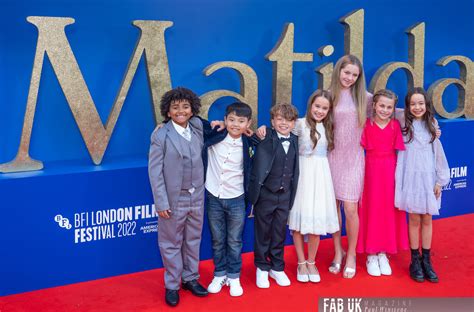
[0,16,173,173]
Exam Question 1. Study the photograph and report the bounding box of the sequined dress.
[328,89,372,202]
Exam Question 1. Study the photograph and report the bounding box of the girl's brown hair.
[403,87,437,143]
[372,89,398,120]
[306,90,334,151]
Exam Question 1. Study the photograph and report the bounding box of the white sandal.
[343,266,356,279]
[306,261,321,283]
[297,261,309,282]
[343,256,357,279]
[328,251,346,274]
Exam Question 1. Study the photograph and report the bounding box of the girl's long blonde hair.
[306,90,334,151]
[329,54,367,127]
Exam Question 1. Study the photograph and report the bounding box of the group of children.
[148,54,450,307]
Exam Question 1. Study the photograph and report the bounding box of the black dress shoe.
[182,279,209,297]
[165,289,179,307]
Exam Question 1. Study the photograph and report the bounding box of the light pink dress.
[328,89,372,203]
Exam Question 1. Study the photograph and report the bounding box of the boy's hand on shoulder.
[158,209,171,219]
[210,120,225,131]
[256,125,267,139]
[244,128,254,137]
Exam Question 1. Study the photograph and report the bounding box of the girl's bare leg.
[408,213,421,249]
[421,214,433,249]
[343,201,359,278]
[329,201,344,273]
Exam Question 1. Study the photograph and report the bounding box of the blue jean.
[206,192,246,278]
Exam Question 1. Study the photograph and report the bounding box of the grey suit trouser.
[158,190,204,290]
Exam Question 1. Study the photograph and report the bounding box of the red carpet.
[1,214,473,312]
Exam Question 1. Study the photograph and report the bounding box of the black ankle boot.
[421,248,439,283]
[409,249,424,282]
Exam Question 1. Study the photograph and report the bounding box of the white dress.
[288,118,340,235]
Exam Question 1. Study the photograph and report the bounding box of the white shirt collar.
[276,132,290,140]
[171,120,190,134]
[224,133,243,143]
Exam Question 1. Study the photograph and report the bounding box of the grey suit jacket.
[148,117,204,211]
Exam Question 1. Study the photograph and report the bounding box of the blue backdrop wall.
[0,0,473,296]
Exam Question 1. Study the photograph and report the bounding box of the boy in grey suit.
[148,87,209,307]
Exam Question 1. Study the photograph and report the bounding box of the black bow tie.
[279,137,291,142]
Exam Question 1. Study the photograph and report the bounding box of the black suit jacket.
[248,129,299,208]
[202,127,255,206]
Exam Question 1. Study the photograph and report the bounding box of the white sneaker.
[366,255,381,277]
[378,253,392,275]
[269,270,291,286]
[227,278,243,297]
[207,275,227,293]
[256,268,270,288]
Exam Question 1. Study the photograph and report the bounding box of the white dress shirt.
[277,132,291,154]
[205,134,245,199]
[171,121,191,141]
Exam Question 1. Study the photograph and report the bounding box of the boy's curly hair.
[160,87,201,122]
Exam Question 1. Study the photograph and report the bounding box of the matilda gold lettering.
[1,10,471,174]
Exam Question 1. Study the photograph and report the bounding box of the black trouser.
[253,186,291,271]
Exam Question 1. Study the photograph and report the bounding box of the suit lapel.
[242,135,250,164]
[271,129,280,153]
[165,122,184,158]
[289,133,297,149]
[188,122,200,142]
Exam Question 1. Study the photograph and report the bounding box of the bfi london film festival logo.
[54,214,72,229]
[443,166,467,191]
[53,205,158,244]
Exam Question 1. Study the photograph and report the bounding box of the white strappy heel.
[307,261,321,283]
[297,261,309,282]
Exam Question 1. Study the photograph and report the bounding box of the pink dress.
[328,89,372,202]
[357,119,408,254]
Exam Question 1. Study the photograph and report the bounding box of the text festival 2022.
[73,205,157,243]
[0,9,472,173]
